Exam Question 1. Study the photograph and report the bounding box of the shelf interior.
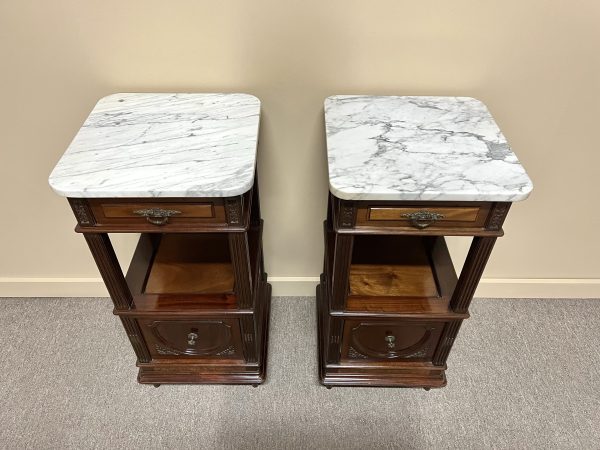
[144,234,233,295]
[345,235,458,314]
[125,225,264,312]
[349,263,437,297]
[349,235,438,298]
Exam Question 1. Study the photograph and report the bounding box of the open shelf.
[124,225,263,313]
[345,235,458,314]
[349,237,438,298]
[145,234,233,294]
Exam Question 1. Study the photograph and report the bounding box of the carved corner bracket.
[68,198,96,226]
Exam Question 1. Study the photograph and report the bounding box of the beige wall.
[1,0,599,297]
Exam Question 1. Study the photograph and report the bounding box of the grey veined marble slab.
[324,95,533,201]
[49,93,261,198]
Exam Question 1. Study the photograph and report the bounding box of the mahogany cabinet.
[49,93,270,385]
[319,95,532,388]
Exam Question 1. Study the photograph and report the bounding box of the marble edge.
[328,182,533,202]
[324,94,486,107]
[328,166,534,203]
[47,180,257,199]
[324,94,533,203]
[97,92,262,107]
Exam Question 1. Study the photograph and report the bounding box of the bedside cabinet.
[50,93,271,386]
[318,95,532,388]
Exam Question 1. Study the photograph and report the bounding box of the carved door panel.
[341,319,443,362]
[138,318,243,359]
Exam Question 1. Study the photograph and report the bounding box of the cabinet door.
[342,319,443,362]
[139,318,243,359]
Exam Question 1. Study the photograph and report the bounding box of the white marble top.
[324,95,533,202]
[49,93,261,198]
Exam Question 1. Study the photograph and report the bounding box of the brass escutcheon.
[133,208,182,226]
[385,334,396,349]
[401,210,444,229]
[187,332,198,346]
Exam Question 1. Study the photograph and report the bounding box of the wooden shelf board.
[349,234,439,298]
[336,234,458,315]
[146,262,234,294]
[349,263,438,297]
[345,296,450,314]
[144,234,234,295]
[126,293,239,314]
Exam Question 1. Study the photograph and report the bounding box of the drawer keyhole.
[187,332,198,346]
[385,334,396,349]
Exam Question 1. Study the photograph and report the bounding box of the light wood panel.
[146,262,234,294]
[102,203,214,218]
[368,207,480,222]
[144,234,234,294]
[349,264,438,297]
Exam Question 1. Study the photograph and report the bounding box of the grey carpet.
[0,297,599,449]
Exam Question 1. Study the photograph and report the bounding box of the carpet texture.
[0,297,598,449]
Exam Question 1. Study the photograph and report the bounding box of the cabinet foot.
[423,387,431,391]
[153,384,161,388]
[252,384,258,388]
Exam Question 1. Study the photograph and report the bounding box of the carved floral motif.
[488,203,510,230]
[155,344,180,356]
[339,202,355,228]
[70,198,94,225]
[348,346,368,359]
[225,197,243,225]
[216,346,236,356]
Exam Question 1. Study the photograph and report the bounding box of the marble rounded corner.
[324,95,344,108]
[224,176,256,198]
[328,180,358,201]
[456,96,502,116]
[454,96,489,107]
[513,180,534,202]
[47,175,70,198]
[456,95,483,102]
[96,92,131,105]
[235,93,261,107]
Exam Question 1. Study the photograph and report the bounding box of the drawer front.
[139,318,243,359]
[355,203,491,230]
[88,199,227,228]
[341,319,443,362]
[103,203,214,219]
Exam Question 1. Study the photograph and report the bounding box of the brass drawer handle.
[401,211,444,229]
[187,332,198,346]
[133,208,181,225]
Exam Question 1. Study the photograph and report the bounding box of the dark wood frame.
[317,193,510,388]
[68,177,271,386]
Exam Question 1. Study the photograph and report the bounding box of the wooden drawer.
[355,203,491,231]
[67,195,256,231]
[341,319,443,362]
[138,317,243,359]
[89,199,226,227]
